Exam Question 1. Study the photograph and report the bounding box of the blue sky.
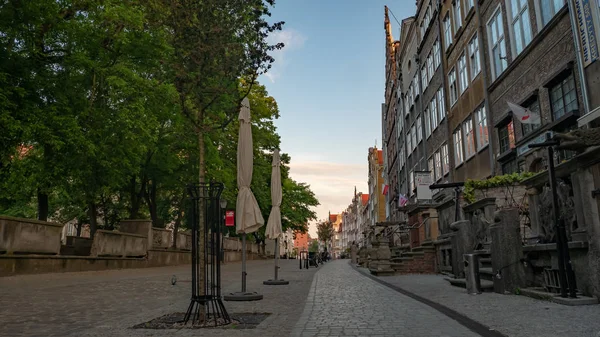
[259,0,412,236]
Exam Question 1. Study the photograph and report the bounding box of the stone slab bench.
[0,216,64,255]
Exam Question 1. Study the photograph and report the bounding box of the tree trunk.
[144,180,158,226]
[88,202,98,238]
[197,117,207,321]
[171,194,185,249]
[76,219,82,237]
[37,188,48,221]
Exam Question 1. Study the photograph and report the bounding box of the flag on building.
[507,101,541,124]
[398,194,409,207]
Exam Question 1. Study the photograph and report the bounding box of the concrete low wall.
[175,232,192,250]
[0,216,64,255]
[151,228,172,249]
[90,230,147,258]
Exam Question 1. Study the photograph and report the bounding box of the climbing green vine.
[463,172,536,203]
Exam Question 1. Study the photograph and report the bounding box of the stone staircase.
[444,249,494,291]
[390,241,437,274]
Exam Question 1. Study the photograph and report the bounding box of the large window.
[458,53,469,94]
[427,53,434,82]
[466,0,474,12]
[475,106,489,149]
[454,0,463,31]
[411,124,417,151]
[463,116,476,158]
[540,0,566,27]
[444,13,453,50]
[430,97,438,129]
[438,87,446,120]
[502,159,519,175]
[406,132,412,156]
[550,73,578,120]
[409,170,415,196]
[434,39,441,68]
[498,120,516,153]
[510,0,532,55]
[416,115,423,143]
[468,34,481,78]
[421,65,428,90]
[488,8,508,80]
[453,129,464,165]
[428,157,435,183]
[399,144,405,169]
[449,68,458,105]
[425,107,432,138]
[434,151,442,181]
[522,99,541,136]
[441,143,450,174]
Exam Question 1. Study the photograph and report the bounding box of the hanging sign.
[573,0,599,67]
[225,210,235,227]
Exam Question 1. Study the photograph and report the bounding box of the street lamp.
[220,199,227,210]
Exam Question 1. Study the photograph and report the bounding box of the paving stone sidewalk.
[0,259,316,337]
[292,260,481,337]
[367,268,600,337]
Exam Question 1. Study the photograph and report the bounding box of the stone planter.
[0,216,64,255]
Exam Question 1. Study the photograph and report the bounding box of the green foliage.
[0,1,319,237]
[317,221,335,244]
[463,172,536,203]
[308,240,319,253]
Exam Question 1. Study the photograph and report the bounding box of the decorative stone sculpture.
[554,127,600,152]
[350,241,358,264]
[368,234,394,276]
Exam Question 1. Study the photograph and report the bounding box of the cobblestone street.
[292,260,482,337]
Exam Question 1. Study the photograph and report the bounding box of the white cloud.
[287,160,369,237]
[264,29,307,83]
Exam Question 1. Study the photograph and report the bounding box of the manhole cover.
[131,312,271,330]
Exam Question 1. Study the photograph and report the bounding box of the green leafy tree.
[308,239,319,253]
[317,220,335,247]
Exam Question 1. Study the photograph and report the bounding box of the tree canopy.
[0,0,318,237]
[317,220,335,245]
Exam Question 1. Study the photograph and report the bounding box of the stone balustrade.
[90,230,147,258]
[0,216,64,255]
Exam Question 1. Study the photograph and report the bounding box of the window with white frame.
[420,22,425,40]
[466,0,474,12]
[430,97,438,129]
[421,65,428,90]
[427,53,434,82]
[438,87,446,120]
[463,116,476,158]
[411,124,417,151]
[414,74,419,97]
[453,129,464,165]
[428,157,435,182]
[400,144,405,168]
[458,53,469,94]
[409,170,415,196]
[539,0,566,27]
[406,133,412,156]
[488,7,508,80]
[454,0,463,31]
[434,39,441,68]
[443,13,453,50]
[449,67,458,105]
[434,151,442,181]
[404,93,410,116]
[475,106,489,149]
[425,107,432,138]
[509,0,532,55]
[416,115,423,143]
[468,33,481,78]
[441,143,450,174]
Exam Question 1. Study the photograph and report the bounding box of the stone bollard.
[490,208,525,294]
[449,220,474,279]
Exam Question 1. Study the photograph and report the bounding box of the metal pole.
[546,135,569,298]
[274,238,279,280]
[241,234,247,292]
[454,187,461,222]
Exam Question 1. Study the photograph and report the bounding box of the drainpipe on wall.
[417,56,428,172]
[567,0,591,120]
[474,0,496,176]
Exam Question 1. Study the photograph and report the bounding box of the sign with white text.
[225,210,235,227]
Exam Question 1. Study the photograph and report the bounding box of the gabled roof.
[329,214,338,223]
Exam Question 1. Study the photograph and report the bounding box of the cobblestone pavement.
[0,259,316,337]
[291,260,481,337]
[372,271,600,337]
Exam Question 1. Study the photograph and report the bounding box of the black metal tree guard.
[183,182,231,326]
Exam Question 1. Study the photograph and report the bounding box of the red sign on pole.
[225,210,235,227]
